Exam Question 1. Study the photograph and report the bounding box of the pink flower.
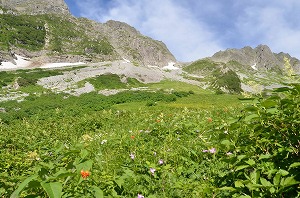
[137,194,144,198]
[209,148,216,154]
[203,148,216,154]
[158,159,164,165]
[150,168,156,175]
[130,153,135,160]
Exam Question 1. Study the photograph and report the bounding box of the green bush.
[215,83,300,197]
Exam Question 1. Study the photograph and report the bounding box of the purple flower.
[150,168,156,175]
[209,148,216,154]
[158,159,164,165]
[137,194,144,198]
[130,153,135,160]
[202,149,209,153]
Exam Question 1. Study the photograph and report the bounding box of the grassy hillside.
[0,13,115,57]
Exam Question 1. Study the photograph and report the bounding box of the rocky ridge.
[210,45,300,72]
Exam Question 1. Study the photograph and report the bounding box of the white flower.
[101,139,107,144]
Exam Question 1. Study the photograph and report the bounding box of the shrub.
[215,83,300,197]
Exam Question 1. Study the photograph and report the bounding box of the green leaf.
[249,170,260,184]
[244,106,258,112]
[260,177,272,187]
[237,155,247,161]
[51,169,73,179]
[218,187,236,191]
[289,162,300,169]
[278,169,289,176]
[258,154,272,160]
[80,149,89,159]
[92,186,104,198]
[234,180,244,188]
[41,182,62,198]
[221,139,231,146]
[244,114,259,122]
[282,176,299,187]
[273,173,281,186]
[75,159,93,172]
[261,99,277,108]
[245,159,255,166]
[10,174,38,198]
[269,187,276,194]
[235,165,249,171]
[115,177,124,188]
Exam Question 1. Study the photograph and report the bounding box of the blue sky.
[64,0,300,62]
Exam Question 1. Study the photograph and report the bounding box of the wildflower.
[203,148,216,154]
[156,119,160,123]
[224,130,228,134]
[27,150,40,160]
[130,153,135,160]
[80,170,90,179]
[101,139,107,144]
[82,134,93,142]
[150,168,156,176]
[209,148,216,154]
[226,152,233,156]
[130,135,135,139]
[207,117,213,123]
[137,194,144,198]
[158,159,164,165]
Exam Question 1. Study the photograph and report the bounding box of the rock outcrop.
[210,45,300,72]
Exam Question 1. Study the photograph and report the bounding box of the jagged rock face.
[210,45,300,72]
[102,20,176,66]
[0,0,70,15]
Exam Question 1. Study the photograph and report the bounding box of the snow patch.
[251,63,258,70]
[162,62,179,70]
[40,62,85,68]
[0,54,32,69]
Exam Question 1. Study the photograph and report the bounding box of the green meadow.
[0,70,299,197]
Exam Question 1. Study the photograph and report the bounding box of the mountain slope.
[0,0,176,67]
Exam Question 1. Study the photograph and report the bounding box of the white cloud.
[235,1,300,58]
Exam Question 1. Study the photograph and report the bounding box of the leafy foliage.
[214,83,300,197]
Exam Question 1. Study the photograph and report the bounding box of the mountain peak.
[0,0,70,15]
